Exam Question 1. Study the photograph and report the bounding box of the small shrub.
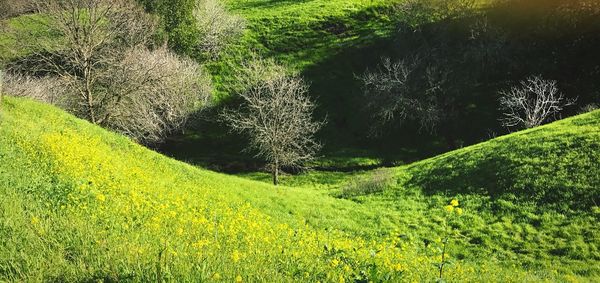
[579,103,598,114]
[1,73,66,104]
[339,168,395,198]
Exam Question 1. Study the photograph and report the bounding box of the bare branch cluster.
[194,0,245,58]
[359,57,449,135]
[1,72,68,105]
[8,0,212,144]
[106,46,212,144]
[25,0,157,124]
[222,58,323,185]
[0,0,35,19]
[499,76,576,129]
[359,58,416,123]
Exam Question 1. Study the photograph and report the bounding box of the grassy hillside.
[0,14,57,67]
[242,108,600,278]
[1,96,599,281]
[404,110,600,210]
[1,1,599,280]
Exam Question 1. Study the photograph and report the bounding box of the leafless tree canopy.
[499,76,576,129]
[1,72,68,105]
[24,0,157,125]
[0,0,35,19]
[194,0,245,58]
[8,0,213,144]
[359,57,450,135]
[106,46,212,144]
[222,59,323,185]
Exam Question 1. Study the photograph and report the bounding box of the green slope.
[1,97,599,281]
[404,110,600,210]
[242,108,600,278]
[367,109,600,276]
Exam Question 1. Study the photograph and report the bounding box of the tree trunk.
[272,160,279,186]
[84,62,97,124]
[86,88,97,124]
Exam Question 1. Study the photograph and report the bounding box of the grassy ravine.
[1,97,599,282]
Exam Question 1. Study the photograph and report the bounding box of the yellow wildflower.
[235,275,243,282]
[96,193,106,202]
[455,207,463,215]
[212,273,221,280]
[450,199,459,207]
[31,216,40,225]
[444,205,454,213]
[330,258,340,268]
[231,250,241,263]
[393,263,403,272]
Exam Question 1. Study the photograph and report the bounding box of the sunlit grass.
[3,97,594,281]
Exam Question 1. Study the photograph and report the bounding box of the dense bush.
[139,0,198,55]
[137,0,245,58]
[106,46,212,144]
[194,0,245,59]
[1,73,66,104]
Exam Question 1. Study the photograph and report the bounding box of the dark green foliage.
[137,0,198,55]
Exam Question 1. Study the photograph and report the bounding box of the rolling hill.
[1,95,598,281]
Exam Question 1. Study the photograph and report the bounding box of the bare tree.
[194,0,245,59]
[106,46,212,144]
[359,57,450,135]
[359,58,418,125]
[25,0,156,124]
[9,0,212,144]
[222,59,324,185]
[499,76,576,129]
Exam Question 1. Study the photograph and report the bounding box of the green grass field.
[1,96,598,281]
[1,0,599,281]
